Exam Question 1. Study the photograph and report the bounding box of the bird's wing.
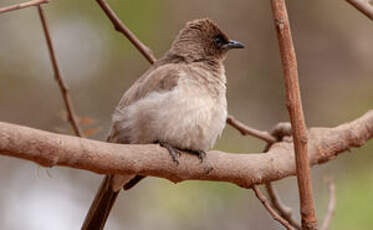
[117,63,183,109]
[107,63,184,143]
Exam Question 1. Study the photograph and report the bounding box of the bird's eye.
[213,35,226,47]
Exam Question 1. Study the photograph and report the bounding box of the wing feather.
[107,63,184,143]
[117,64,182,109]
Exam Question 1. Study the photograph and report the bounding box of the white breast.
[112,72,227,152]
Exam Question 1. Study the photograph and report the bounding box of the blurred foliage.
[0,0,372,229]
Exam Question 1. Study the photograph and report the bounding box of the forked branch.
[252,185,295,230]
[0,0,48,14]
[265,183,302,229]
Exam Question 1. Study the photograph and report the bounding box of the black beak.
[222,40,245,49]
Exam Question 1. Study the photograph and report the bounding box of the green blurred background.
[0,0,372,229]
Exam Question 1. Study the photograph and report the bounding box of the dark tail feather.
[81,175,119,230]
[123,175,146,190]
[82,175,146,230]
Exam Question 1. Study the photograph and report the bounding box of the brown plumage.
[82,18,244,230]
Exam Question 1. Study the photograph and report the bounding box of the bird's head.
[169,18,244,62]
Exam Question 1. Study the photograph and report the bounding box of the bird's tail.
[81,175,119,230]
[81,175,146,230]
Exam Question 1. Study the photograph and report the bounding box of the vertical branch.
[37,5,84,137]
[270,1,317,230]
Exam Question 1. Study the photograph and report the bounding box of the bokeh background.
[0,0,372,229]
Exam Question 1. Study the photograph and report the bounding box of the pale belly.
[112,83,227,152]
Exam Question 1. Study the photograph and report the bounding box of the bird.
[82,18,244,230]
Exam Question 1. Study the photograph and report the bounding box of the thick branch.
[0,0,48,14]
[37,5,83,137]
[271,1,316,229]
[346,0,373,20]
[0,111,372,188]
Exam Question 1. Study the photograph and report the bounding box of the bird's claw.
[185,149,206,163]
[159,142,181,165]
[197,150,206,163]
[158,141,206,164]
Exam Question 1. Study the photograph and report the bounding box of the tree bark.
[0,110,372,188]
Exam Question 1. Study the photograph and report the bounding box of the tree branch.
[226,115,276,143]
[228,115,300,228]
[265,183,302,230]
[95,0,156,64]
[346,0,373,20]
[0,111,371,188]
[0,0,48,14]
[270,1,317,229]
[252,185,295,230]
[37,5,83,137]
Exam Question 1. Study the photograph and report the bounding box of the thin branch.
[37,5,83,137]
[227,112,298,227]
[346,0,373,20]
[252,185,295,230]
[0,110,372,188]
[226,115,276,143]
[0,0,48,14]
[320,180,336,230]
[265,183,302,230]
[270,1,317,229]
[228,114,299,227]
[95,0,156,64]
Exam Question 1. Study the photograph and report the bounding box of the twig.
[265,183,302,230]
[0,0,49,14]
[252,185,295,230]
[270,1,317,229]
[320,180,336,230]
[95,0,156,64]
[346,0,373,20]
[226,115,276,143]
[37,5,83,137]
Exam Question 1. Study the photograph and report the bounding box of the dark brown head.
[168,18,244,62]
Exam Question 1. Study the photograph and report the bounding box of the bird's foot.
[184,149,206,163]
[158,142,182,165]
